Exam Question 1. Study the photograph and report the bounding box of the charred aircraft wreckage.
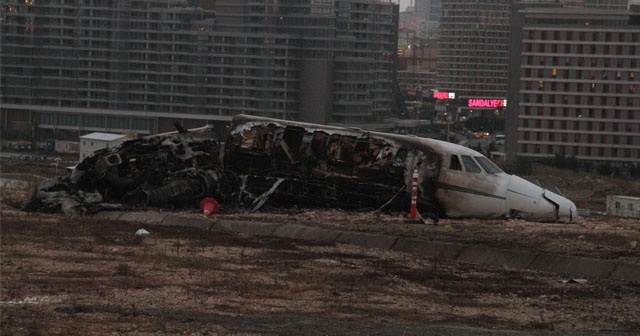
[25,114,577,223]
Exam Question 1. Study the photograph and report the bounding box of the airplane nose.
[542,190,577,223]
[506,175,576,223]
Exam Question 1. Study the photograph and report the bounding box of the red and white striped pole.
[409,168,419,220]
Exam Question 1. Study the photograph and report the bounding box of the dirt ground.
[1,158,640,335]
[522,164,640,212]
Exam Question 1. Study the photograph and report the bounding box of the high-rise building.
[506,5,640,168]
[414,0,441,22]
[396,0,439,129]
[399,0,440,40]
[0,0,398,137]
[437,0,511,98]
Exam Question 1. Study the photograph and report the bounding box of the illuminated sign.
[467,99,507,108]
[433,91,456,99]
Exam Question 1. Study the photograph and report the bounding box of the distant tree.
[551,153,567,169]
[547,154,580,172]
[596,162,614,176]
[566,156,580,172]
[630,164,640,178]
[499,156,532,176]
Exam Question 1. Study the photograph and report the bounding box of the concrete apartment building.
[435,0,638,169]
[434,0,511,129]
[506,4,640,168]
[437,0,629,100]
[437,0,511,98]
[0,0,398,138]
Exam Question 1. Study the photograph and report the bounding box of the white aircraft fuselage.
[227,115,577,223]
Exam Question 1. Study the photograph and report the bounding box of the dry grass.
[2,207,640,334]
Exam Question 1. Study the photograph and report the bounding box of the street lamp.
[444,112,450,142]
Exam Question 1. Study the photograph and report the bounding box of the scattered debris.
[135,229,150,236]
[23,125,236,215]
[560,279,589,284]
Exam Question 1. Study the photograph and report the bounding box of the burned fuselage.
[24,126,236,214]
[225,115,577,223]
[25,114,577,223]
[224,115,443,215]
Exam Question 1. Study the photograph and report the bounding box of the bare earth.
[1,159,640,335]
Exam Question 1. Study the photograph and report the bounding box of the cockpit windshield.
[461,155,482,173]
[474,156,504,174]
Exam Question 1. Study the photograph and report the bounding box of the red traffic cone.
[199,197,219,217]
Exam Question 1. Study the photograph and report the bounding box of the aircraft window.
[327,134,341,159]
[310,131,328,157]
[449,155,462,170]
[461,155,482,173]
[475,156,504,174]
[338,136,355,161]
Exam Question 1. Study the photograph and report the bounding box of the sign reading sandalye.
[433,91,456,99]
[467,99,507,108]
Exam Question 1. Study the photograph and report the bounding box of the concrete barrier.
[216,220,281,236]
[392,238,464,260]
[272,224,341,243]
[93,211,124,221]
[526,254,621,280]
[161,214,213,230]
[609,262,640,282]
[336,231,397,250]
[457,246,537,270]
[121,211,169,225]
[96,211,640,283]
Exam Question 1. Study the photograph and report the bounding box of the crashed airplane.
[25,114,577,223]
[24,125,236,214]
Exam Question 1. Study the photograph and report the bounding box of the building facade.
[0,0,398,139]
[506,6,640,168]
[1,0,220,137]
[437,0,511,98]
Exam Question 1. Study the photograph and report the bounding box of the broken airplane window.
[449,155,462,171]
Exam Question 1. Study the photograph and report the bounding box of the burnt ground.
[1,158,640,335]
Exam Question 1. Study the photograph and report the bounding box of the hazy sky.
[398,0,411,11]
